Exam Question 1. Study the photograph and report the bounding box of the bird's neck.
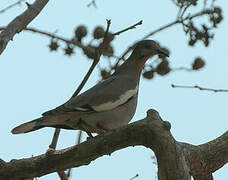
[113,54,150,81]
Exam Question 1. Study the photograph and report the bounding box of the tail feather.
[11,117,44,134]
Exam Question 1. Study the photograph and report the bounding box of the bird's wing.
[42,76,138,116]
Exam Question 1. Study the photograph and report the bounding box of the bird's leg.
[77,118,94,138]
[84,130,93,139]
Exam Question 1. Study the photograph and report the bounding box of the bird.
[11,40,169,136]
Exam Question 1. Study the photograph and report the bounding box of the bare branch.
[0,0,50,55]
[171,84,228,92]
[129,174,139,180]
[49,128,61,149]
[113,20,143,36]
[114,9,215,68]
[87,0,97,8]
[0,0,25,14]
[67,130,83,179]
[57,171,68,180]
[0,19,143,60]
[172,67,193,72]
[144,10,211,39]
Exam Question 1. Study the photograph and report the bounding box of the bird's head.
[114,40,169,78]
[132,40,169,60]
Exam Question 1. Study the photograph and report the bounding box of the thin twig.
[0,0,25,14]
[171,0,180,7]
[24,27,84,48]
[129,174,139,180]
[71,19,111,98]
[87,0,97,8]
[67,130,83,179]
[171,84,228,92]
[48,128,67,179]
[49,128,61,149]
[172,67,193,72]
[179,3,192,20]
[113,9,213,69]
[57,171,68,180]
[176,5,184,20]
[70,56,99,98]
[0,19,143,63]
[113,20,143,36]
[143,10,210,39]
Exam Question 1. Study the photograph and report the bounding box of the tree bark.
[0,109,227,180]
[0,0,50,55]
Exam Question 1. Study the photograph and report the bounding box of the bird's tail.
[11,117,45,134]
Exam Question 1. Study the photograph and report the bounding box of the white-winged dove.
[11,40,169,136]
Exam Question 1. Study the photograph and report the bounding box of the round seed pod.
[156,59,171,75]
[93,26,105,39]
[143,70,154,79]
[75,25,88,42]
[192,57,205,70]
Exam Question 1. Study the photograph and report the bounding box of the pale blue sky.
[0,0,228,179]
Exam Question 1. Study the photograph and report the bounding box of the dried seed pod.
[75,25,88,42]
[156,59,171,75]
[93,26,105,39]
[106,32,115,43]
[192,57,205,70]
[64,44,74,56]
[143,70,154,79]
[102,45,114,57]
[83,45,96,59]
[48,40,59,52]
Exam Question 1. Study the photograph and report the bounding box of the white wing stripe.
[92,85,138,112]
[74,107,90,111]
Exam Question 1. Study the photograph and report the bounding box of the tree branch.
[182,130,228,178]
[1,109,227,179]
[0,0,50,55]
[113,8,215,69]
[171,84,228,92]
[0,19,143,64]
[113,20,143,36]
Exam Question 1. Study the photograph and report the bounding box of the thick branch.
[181,130,228,177]
[0,110,188,180]
[0,109,227,180]
[0,0,49,55]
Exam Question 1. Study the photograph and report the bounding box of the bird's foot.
[86,131,94,140]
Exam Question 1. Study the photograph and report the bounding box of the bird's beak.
[153,48,169,57]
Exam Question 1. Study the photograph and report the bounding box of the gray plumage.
[11,40,169,135]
